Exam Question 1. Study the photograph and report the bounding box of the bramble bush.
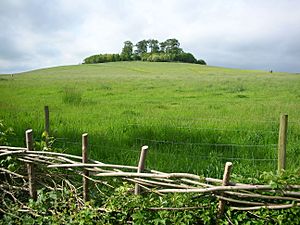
[2,181,300,224]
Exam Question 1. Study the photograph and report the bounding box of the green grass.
[1,61,300,177]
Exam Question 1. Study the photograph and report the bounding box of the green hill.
[1,61,299,176]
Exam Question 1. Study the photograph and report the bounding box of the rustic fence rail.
[1,129,299,218]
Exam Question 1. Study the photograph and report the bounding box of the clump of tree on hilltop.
[83,38,206,65]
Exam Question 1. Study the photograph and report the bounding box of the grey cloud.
[0,36,24,60]
[1,0,83,34]
[0,0,300,73]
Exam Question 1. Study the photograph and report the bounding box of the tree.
[148,39,159,53]
[196,59,207,65]
[135,40,148,56]
[83,38,206,65]
[113,54,121,62]
[176,53,197,63]
[164,38,183,54]
[121,41,133,61]
[159,41,167,53]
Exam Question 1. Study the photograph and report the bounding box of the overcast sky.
[1,0,300,73]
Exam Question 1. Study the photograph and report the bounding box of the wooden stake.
[44,106,49,136]
[278,114,288,172]
[44,106,50,147]
[82,133,89,202]
[135,145,149,195]
[26,129,37,200]
[217,162,233,218]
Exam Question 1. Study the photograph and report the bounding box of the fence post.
[278,114,288,172]
[217,162,233,218]
[44,106,50,147]
[82,133,89,202]
[44,106,49,135]
[26,129,37,200]
[135,145,149,195]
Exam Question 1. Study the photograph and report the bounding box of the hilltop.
[83,38,206,65]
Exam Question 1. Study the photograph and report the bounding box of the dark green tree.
[121,41,133,61]
[175,53,197,63]
[134,40,148,56]
[164,38,183,54]
[83,38,206,65]
[159,41,167,53]
[148,39,160,53]
[196,59,207,65]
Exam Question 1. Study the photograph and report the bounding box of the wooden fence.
[1,129,299,218]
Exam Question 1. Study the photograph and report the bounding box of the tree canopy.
[83,39,206,65]
[121,41,133,61]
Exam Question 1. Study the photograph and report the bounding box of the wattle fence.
[1,128,300,218]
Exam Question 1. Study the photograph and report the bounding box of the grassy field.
[0,61,299,177]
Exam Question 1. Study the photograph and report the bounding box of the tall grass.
[62,87,82,105]
[0,62,299,177]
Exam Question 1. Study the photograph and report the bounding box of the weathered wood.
[96,171,199,180]
[215,195,266,206]
[0,184,29,191]
[135,145,149,195]
[0,167,25,178]
[225,191,300,202]
[48,163,138,170]
[278,114,288,172]
[82,133,89,202]
[44,106,50,147]
[1,149,84,160]
[148,206,207,211]
[205,177,242,186]
[218,162,233,218]
[179,178,212,188]
[44,106,49,136]
[26,129,37,200]
[231,202,300,211]
[0,146,27,150]
[133,178,194,189]
[270,190,300,197]
[95,172,201,180]
[0,150,27,157]
[22,156,55,165]
[2,142,300,213]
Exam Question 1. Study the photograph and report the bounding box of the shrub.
[0,120,14,145]
[196,59,207,65]
[175,53,197,63]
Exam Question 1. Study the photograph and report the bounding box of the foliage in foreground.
[1,182,300,225]
[1,124,300,224]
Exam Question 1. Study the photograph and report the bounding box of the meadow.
[0,61,299,177]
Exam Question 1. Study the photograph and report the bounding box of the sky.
[0,0,300,74]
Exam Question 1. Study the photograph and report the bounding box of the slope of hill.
[0,61,299,176]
